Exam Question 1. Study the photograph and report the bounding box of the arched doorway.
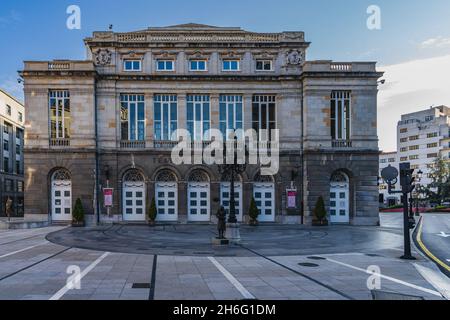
[51,169,72,222]
[253,173,275,222]
[155,170,178,222]
[330,171,350,224]
[220,174,243,222]
[122,169,146,222]
[188,170,210,222]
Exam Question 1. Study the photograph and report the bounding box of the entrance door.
[220,182,243,222]
[253,183,275,222]
[330,173,350,224]
[156,182,178,222]
[188,183,210,222]
[51,183,72,222]
[123,183,146,222]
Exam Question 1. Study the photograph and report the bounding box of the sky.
[0,0,449,151]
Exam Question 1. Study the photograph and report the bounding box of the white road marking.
[208,257,255,300]
[414,263,450,300]
[437,232,450,238]
[49,252,111,301]
[0,242,48,259]
[326,257,442,297]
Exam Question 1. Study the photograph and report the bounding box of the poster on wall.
[103,188,114,207]
[287,189,297,209]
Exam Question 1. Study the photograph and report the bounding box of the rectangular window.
[187,95,210,141]
[400,147,407,152]
[5,179,13,192]
[222,60,240,71]
[388,158,396,163]
[427,132,438,138]
[154,95,177,141]
[400,128,408,133]
[16,160,22,174]
[49,90,71,139]
[331,91,351,140]
[189,60,207,71]
[6,105,11,116]
[409,145,419,151]
[425,116,434,121]
[427,143,438,148]
[17,181,24,192]
[400,157,408,162]
[427,153,438,158]
[380,159,387,164]
[409,155,419,160]
[123,60,142,71]
[256,60,273,71]
[120,94,145,141]
[400,138,408,143]
[409,135,419,141]
[3,157,9,173]
[18,112,23,123]
[157,60,174,71]
[252,95,276,140]
[219,95,243,139]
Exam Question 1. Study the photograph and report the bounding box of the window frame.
[123,59,142,72]
[156,60,175,72]
[330,91,351,141]
[49,90,71,140]
[154,94,178,141]
[222,59,240,72]
[189,60,208,72]
[219,95,243,139]
[120,94,146,142]
[255,60,273,71]
[252,95,277,140]
[187,95,211,141]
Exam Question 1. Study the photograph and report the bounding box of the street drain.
[307,256,326,260]
[298,262,319,268]
[132,283,151,289]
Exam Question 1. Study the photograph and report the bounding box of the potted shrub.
[148,197,157,226]
[312,196,329,226]
[72,198,85,227]
[248,197,259,226]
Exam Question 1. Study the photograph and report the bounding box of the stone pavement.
[0,214,447,300]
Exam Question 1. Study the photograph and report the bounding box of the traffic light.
[399,163,416,193]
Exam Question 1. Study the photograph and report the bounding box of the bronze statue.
[216,206,227,239]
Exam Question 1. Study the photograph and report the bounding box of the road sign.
[103,188,113,207]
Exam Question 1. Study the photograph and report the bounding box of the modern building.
[21,24,383,226]
[0,88,25,218]
[397,106,450,188]
[379,151,400,206]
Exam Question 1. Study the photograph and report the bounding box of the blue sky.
[1,0,450,150]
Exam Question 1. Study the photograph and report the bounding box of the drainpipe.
[300,79,305,225]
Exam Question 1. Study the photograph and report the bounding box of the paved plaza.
[0,214,448,300]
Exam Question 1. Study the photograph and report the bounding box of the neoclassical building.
[21,24,382,225]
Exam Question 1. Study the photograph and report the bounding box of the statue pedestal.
[225,223,241,243]
[211,238,230,246]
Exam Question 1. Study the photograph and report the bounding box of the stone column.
[243,94,252,132]
[210,93,220,130]
[145,93,154,146]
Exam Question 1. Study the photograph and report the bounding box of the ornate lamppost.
[217,137,247,242]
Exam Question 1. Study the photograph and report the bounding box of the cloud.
[378,54,450,152]
[420,36,450,49]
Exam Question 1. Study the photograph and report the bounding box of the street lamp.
[217,136,247,241]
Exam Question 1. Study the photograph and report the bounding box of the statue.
[216,206,227,239]
[5,197,13,221]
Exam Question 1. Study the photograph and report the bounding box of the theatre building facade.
[21,24,382,226]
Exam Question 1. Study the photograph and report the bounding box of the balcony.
[50,139,70,147]
[153,141,179,149]
[120,141,146,149]
[332,140,353,148]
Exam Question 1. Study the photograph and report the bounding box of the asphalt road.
[415,214,450,277]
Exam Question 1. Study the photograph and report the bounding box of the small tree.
[313,196,327,224]
[248,197,259,225]
[72,198,85,223]
[148,198,157,224]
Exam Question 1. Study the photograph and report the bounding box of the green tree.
[72,198,85,223]
[313,196,327,223]
[248,197,259,225]
[424,159,450,203]
[148,198,157,223]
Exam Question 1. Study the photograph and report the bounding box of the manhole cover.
[132,283,151,289]
[298,262,320,267]
[307,256,326,260]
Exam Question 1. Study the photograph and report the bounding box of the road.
[414,213,450,278]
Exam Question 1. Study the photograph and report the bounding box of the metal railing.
[49,139,70,147]
[332,140,353,148]
[120,140,146,149]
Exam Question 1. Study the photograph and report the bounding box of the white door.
[188,183,210,222]
[123,183,146,222]
[51,183,72,222]
[253,183,275,222]
[330,182,350,224]
[156,182,178,222]
[220,183,243,222]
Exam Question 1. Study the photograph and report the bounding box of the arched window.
[188,170,209,182]
[156,169,177,182]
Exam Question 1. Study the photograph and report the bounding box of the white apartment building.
[397,106,450,188]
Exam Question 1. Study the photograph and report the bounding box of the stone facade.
[20,24,383,225]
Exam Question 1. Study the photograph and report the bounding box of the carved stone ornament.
[186,50,210,60]
[188,170,209,182]
[153,51,178,59]
[281,32,305,41]
[219,50,244,59]
[156,170,177,182]
[285,50,304,66]
[94,49,112,66]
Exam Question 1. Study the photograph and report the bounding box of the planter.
[249,220,259,226]
[71,221,85,228]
